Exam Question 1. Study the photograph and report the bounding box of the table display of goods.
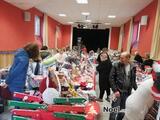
[9,92,100,120]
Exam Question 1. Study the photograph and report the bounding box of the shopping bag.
[42,77,60,104]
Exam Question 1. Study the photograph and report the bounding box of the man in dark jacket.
[109,52,137,120]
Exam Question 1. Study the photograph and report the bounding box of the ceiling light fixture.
[81,12,90,16]
[105,23,111,25]
[67,22,74,24]
[83,25,88,29]
[76,0,88,4]
[58,14,66,17]
[85,19,91,22]
[108,15,116,18]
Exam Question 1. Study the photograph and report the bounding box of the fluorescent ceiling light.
[85,19,91,22]
[76,0,88,4]
[105,23,111,25]
[81,12,90,16]
[58,14,66,17]
[108,15,116,18]
[67,22,74,24]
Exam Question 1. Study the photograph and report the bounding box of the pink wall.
[110,27,120,50]
[0,0,71,51]
[0,0,43,50]
[133,0,158,56]
[122,20,131,51]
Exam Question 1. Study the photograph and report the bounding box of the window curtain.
[130,22,139,52]
[35,15,43,48]
[118,25,124,52]
[127,18,133,53]
[150,0,160,60]
[42,14,48,46]
[108,27,112,49]
[55,26,62,49]
[118,19,133,53]
[69,27,73,50]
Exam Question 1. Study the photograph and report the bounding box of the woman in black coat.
[96,51,112,102]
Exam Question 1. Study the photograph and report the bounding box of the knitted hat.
[151,61,160,101]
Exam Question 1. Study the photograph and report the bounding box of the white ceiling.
[4,0,153,27]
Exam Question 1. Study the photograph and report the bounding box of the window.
[35,15,40,36]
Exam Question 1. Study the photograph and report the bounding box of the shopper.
[109,51,137,120]
[96,50,112,102]
[134,51,143,64]
[142,53,154,68]
[40,45,51,60]
[54,49,68,64]
[96,48,108,64]
[26,56,48,90]
[0,43,39,99]
[125,77,154,120]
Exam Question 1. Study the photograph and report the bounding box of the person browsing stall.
[0,43,39,99]
[109,52,137,120]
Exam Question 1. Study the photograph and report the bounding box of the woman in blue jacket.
[0,43,39,99]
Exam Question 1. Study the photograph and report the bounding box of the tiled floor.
[95,76,111,120]
[0,75,111,120]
